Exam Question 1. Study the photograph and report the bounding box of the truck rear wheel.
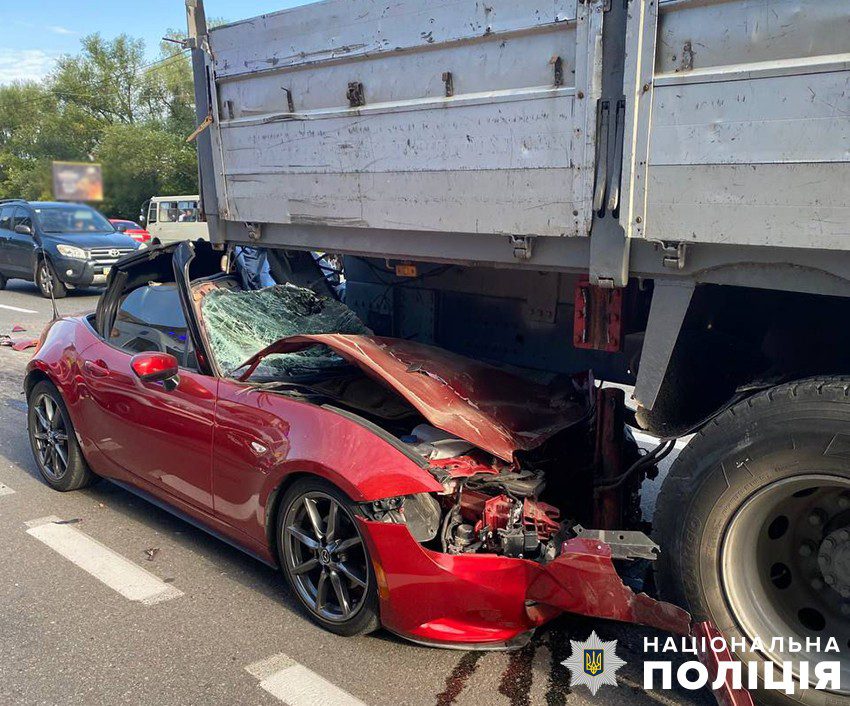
[655,377,850,706]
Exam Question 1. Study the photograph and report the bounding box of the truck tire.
[655,377,850,706]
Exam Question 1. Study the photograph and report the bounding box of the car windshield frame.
[34,205,116,235]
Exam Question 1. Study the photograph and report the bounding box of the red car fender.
[26,317,107,463]
[212,383,445,553]
[26,318,99,409]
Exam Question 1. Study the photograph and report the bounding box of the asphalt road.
[0,277,707,706]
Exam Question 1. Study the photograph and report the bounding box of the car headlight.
[56,244,87,259]
[137,241,148,250]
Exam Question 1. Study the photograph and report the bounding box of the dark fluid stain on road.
[434,623,576,705]
[435,651,484,706]
[543,626,572,706]
[498,641,535,706]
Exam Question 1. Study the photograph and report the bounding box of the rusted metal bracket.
[246,223,263,242]
[347,82,366,107]
[592,386,625,528]
[186,114,213,143]
[552,56,564,86]
[442,71,454,97]
[282,87,295,113]
[573,278,623,352]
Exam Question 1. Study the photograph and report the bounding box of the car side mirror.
[115,223,128,232]
[14,224,32,236]
[130,352,180,391]
[138,215,146,225]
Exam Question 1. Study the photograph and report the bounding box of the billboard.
[51,161,104,202]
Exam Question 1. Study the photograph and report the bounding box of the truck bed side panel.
[643,0,850,250]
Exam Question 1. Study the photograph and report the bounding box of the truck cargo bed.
[190,0,850,280]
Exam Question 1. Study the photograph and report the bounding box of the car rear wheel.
[36,259,67,299]
[277,478,380,637]
[27,380,96,491]
[656,378,850,706]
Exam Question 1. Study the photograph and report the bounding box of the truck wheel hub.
[819,527,850,597]
[721,475,850,691]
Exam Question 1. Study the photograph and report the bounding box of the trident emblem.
[584,649,604,676]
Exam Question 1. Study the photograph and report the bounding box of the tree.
[95,124,198,220]
[52,34,148,125]
[0,81,98,200]
[141,32,197,136]
[0,31,199,213]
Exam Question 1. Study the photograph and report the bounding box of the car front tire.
[36,259,67,299]
[27,380,96,491]
[277,477,380,637]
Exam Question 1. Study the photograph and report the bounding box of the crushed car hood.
[237,335,587,462]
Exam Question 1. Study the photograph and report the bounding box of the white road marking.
[245,653,367,706]
[0,303,38,314]
[0,482,14,496]
[25,516,183,605]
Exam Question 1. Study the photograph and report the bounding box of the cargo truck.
[186,1,850,702]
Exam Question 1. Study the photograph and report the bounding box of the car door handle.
[83,359,110,377]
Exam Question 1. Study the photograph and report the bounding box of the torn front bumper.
[360,520,753,705]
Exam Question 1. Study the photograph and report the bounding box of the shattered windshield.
[201,283,371,379]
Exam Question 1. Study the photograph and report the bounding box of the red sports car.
[108,219,152,245]
[25,242,730,665]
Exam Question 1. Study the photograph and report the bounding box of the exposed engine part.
[402,424,475,461]
[365,493,441,543]
[500,528,542,558]
[572,525,660,561]
[443,486,562,559]
[466,469,546,497]
[453,523,476,547]
[482,494,513,533]
[522,498,560,540]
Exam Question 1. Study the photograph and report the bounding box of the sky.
[0,0,312,84]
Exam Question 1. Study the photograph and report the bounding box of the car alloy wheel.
[27,381,95,491]
[38,262,53,295]
[30,392,70,480]
[282,490,370,623]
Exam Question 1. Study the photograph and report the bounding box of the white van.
[140,196,208,243]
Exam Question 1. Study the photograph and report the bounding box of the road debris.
[145,547,160,561]
[1,326,38,351]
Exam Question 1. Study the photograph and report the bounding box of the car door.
[78,283,218,510]
[0,205,17,272]
[8,206,36,277]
